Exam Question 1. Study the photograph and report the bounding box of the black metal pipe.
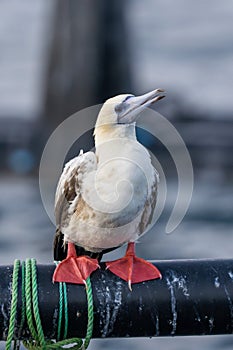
[1,259,233,340]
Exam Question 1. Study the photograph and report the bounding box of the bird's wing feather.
[138,168,158,235]
[54,151,97,228]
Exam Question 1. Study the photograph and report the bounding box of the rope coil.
[5,259,94,350]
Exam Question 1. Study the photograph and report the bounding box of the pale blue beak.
[117,88,165,124]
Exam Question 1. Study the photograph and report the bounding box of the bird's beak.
[117,88,166,124]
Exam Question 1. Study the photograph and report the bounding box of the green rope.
[56,281,69,342]
[19,261,26,336]
[55,260,68,342]
[14,261,26,350]
[6,259,94,350]
[5,260,20,350]
[57,281,63,341]
[62,282,68,340]
[31,258,46,349]
[53,263,93,349]
[25,259,40,343]
[84,277,94,349]
[48,338,83,349]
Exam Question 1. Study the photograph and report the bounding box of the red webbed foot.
[105,242,161,290]
[53,243,99,285]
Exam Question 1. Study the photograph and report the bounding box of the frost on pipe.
[0,259,233,340]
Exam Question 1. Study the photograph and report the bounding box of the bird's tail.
[53,228,67,261]
[53,228,105,262]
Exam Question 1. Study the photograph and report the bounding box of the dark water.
[0,173,232,349]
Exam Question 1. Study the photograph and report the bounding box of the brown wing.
[53,151,97,260]
[54,151,98,226]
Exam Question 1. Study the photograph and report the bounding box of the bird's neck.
[94,123,137,162]
[94,123,136,147]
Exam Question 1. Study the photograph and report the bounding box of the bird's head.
[94,88,165,145]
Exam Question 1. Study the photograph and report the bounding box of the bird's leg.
[53,242,99,285]
[105,242,162,290]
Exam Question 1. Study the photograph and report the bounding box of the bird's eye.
[124,95,133,102]
[115,103,124,114]
[115,95,134,115]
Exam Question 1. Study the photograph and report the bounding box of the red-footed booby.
[53,88,165,290]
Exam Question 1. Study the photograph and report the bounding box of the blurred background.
[0,0,233,349]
